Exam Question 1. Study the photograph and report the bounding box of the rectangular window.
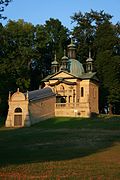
[81,87,84,97]
[69,96,72,103]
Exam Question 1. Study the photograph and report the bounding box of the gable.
[50,71,75,79]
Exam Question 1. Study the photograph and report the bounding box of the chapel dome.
[51,53,59,65]
[67,59,85,77]
[11,89,26,101]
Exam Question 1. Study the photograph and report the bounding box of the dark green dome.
[67,59,85,77]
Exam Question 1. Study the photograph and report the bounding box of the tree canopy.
[0,0,12,19]
[71,10,120,114]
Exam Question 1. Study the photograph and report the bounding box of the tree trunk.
[109,103,113,115]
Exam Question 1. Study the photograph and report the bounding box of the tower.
[60,49,68,70]
[86,50,93,73]
[67,38,76,59]
[51,53,59,74]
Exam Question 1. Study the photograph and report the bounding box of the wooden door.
[14,115,22,126]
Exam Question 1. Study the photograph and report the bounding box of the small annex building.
[6,39,99,127]
[6,87,56,127]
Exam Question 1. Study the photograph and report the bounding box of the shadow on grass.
[0,116,120,168]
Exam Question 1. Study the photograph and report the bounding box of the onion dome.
[51,53,59,65]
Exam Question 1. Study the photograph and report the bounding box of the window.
[60,85,64,91]
[14,107,22,113]
[81,87,84,97]
[68,96,72,103]
[73,89,75,103]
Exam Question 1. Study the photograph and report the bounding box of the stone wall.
[29,96,56,124]
[89,82,99,114]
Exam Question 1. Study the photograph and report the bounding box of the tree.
[94,21,120,114]
[71,10,113,64]
[0,0,12,19]
[71,10,120,114]
[34,18,69,78]
[44,18,69,70]
[0,19,35,115]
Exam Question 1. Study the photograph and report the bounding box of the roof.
[51,53,59,65]
[67,59,85,77]
[80,72,96,79]
[51,60,59,65]
[11,88,26,101]
[42,70,99,83]
[42,70,73,82]
[25,87,55,102]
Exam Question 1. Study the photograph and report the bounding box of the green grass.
[0,116,120,179]
[33,115,120,130]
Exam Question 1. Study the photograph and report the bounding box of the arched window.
[81,87,84,97]
[14,107,22,113]
[69,95,72,103]
[60,85,64,91]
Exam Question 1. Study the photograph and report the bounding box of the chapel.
[6,39,99,127]
[42,39,99,117]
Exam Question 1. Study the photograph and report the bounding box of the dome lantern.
[60,49,68,71]
[67,38,76,59]
[51,53,59,73]
[86,50,93,73]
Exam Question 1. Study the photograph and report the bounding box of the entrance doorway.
[14,108,22,126]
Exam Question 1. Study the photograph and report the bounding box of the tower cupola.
[86,50,93,73]
[60,49,68,70]
[51,53,59,73]
[67,38,76,59]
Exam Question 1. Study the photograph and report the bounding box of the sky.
[1,0,120,29]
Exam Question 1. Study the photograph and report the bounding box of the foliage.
[71,10,120,114]
[94,21,120,113]
[0,19,35,114]
[0,0,12,19]
[71,10,113,63]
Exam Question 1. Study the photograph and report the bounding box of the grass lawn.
[0,116,120,179]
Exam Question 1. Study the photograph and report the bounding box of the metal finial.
[54,53,56,61]
[17,88,19,92]
[64,49,66,56]
[71,37,74,44]
[89,50,91,58]
[54,51,57,62]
